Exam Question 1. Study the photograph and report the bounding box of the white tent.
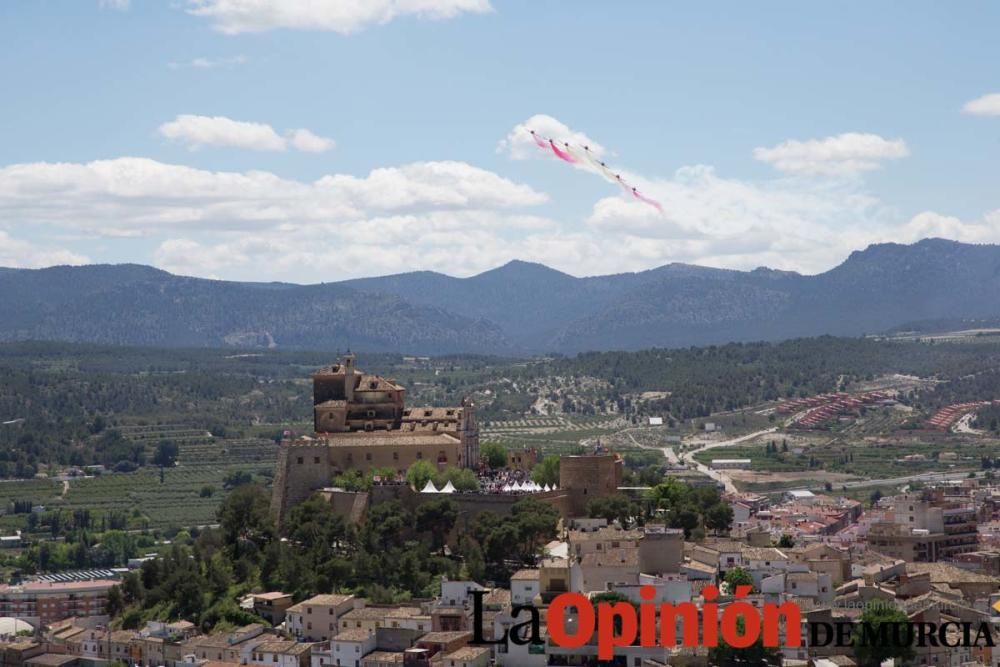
[420,479,439,493]
[543,484,551,492]
[526,481,539,492]
[440,480,456,494]
[502,483,512,493]
[512,480,523,492]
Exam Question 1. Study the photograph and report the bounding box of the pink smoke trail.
[632,187,664,213]
[529,130,548,149]
[549,139,577,163]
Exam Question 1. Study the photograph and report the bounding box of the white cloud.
[0,157,547,239]
[168,55,248,69]
[753,132,909,175]
[159,115,287,151]
[582,164,896,274]
[887,210,1000,245]
[0,231,89,268]
[152,211,559,279]
[499,114,606,161]
[288,128,336,153]
[962,93,1000,117]
[185,0,493,35]
[137,157,989,282]
[2,120,997,281]
[157,115,336,153]
[99,0,130,10]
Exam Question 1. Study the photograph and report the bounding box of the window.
[314,456,321,464]
[365,453,372,461]
[393,452,399,460]
[297,457,304,465]
[417,452,422,459]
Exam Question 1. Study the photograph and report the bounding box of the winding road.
[679,427,778,493]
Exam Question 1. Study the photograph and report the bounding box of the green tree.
[153,440,179,467]
[707,617,781,666]
[705,503,734,534]
[531,455,560,487]
[587,494,638,528]
[481,442,508,469]
[777,533,795,548]
[106,584,125,617]
[670,508,700,538]
[723,566,755,592]
[218,484,273,559]
[415,498,458,554]
[435,467,478,492]
[406,460,438,490]
[854,605,915,667]
[223,470,253,488]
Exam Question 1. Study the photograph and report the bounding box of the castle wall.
[319,486,572,542]
[558,454,624,517]
[327,439,463,474]
[638,526,684,574]
[273,441,332,528]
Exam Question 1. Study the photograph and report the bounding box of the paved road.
[678,427,779,493]
[953,412,981,434]
[835,468,985,489]
[622,429,681,465]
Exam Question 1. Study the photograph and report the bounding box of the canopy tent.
[420,480,439,493]
[439,480,456,494]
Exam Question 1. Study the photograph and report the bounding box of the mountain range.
[2,238,999,355]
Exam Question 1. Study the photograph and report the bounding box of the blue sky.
[1,1,998,281]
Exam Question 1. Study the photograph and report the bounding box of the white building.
[331,629,376,667]
[509,570,540,606]
[439,580,485,608]
[710,459,751,470]
[286,594,357,641]
[492,611,546,667]
[250,641,313,667]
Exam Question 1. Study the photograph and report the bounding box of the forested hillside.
[4,239,1000,354]
[4,337,1000,478]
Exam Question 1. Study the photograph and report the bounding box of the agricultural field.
[0,429,277,532]
[481,415,626,455]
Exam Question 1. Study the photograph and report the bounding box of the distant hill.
[0,264,507,354]
[3,238,1000,354]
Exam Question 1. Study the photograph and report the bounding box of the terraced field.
[57,463,268,529]
[481,415,627,454]
[0,430,278,531]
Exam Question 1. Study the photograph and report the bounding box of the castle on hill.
[271,354,480,525]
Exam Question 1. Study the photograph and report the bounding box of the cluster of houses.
[6,480,1000,666]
